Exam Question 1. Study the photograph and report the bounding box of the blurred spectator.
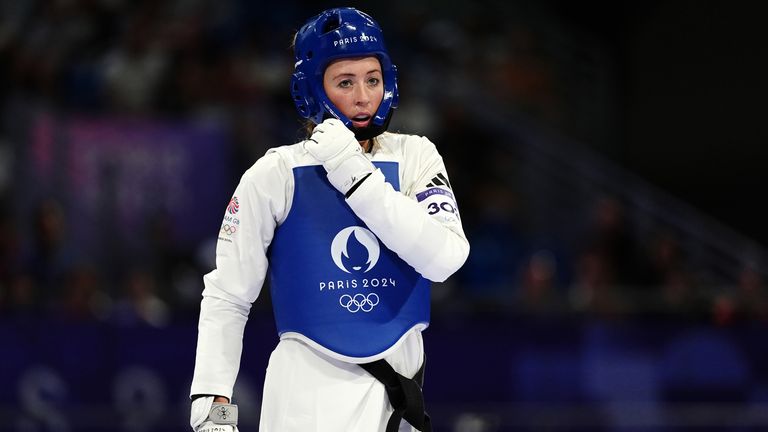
[643,229,703,317]
[644,229,686,286]
[587,196,643,286]
[735,265,768,320]
[2,273,39,318]
[456,175,528,310]
[570,245,626,316]
[112,268,170,328]
[55,264,109,322]
[103,6,168,113]
[143,209,185,307]
[518,249,569,315]
[569,196,638,316]
[22,198,76,297]
[715,265,768,325]
[0,199,20,283]
[486,27,560,122]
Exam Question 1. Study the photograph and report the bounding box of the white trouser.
[258,331,424,432]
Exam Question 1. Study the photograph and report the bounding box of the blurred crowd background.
[1,0,768,431]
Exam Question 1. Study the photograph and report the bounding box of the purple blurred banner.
[2,316,768,431]
[27,113,231,257]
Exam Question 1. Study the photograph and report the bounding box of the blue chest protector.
[268,162,430,359]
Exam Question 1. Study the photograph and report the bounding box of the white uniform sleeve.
[190,152,289,399]
[345,137,469,282]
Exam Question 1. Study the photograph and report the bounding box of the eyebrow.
[331,69,382,80]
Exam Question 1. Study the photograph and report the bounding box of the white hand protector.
[304,118,375,195]
[191,396,239,432]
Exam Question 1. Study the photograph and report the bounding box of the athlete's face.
[323,56,384,129]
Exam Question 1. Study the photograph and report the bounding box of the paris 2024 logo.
[321,226,397,312]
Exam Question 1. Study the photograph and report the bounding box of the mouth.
[351,114,372,128]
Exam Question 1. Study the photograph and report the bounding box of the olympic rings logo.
[339,293,379,313]
[221,224,237,235]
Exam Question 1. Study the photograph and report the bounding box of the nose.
[354,83,370,107]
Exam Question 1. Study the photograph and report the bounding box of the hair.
[301,119,315,138]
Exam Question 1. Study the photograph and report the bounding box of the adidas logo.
[426,172,452,189]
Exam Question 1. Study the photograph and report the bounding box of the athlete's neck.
[359,139,372,153]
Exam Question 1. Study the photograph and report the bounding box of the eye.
[338,79,352,88]
[367,77,381,86]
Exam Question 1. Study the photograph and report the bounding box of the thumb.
[190,396,214,429]
[322,117,345,128]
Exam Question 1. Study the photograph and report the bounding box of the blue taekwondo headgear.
[291,7,399,141]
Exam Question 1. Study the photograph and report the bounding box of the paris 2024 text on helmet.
[291,7,399,141]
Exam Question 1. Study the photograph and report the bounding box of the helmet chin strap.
[352,111,393,142]
[352,126,380,142]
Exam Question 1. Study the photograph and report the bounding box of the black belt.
[360,357,432,432]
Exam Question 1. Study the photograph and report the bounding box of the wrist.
[344,172,372,198]
[326,153,374,195]
[206,402,238,425]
